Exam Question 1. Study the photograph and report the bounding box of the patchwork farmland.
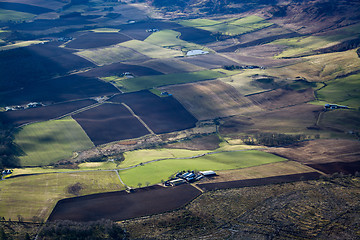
[65,32,132,49]
[72,103,150,146]
[0,0,359,237]
[110,91,198,134]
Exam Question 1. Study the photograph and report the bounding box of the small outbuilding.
[199,170,216,177]
[169,179,186,186]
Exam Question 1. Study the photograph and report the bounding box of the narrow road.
[114,170,127,188]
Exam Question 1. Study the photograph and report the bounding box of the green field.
[319,109,360,134]
[0,40,47,51]
[105,70,226,92]
[179,16,273,36]
[76,44,147,65]
[90,28,120,32]
[0,9,35,22]
[15,117,94,166]
[317,73,360,108]
[119,40,183,58]
[120,148,209,168]
[145,30,208,52]
[119,150,287,187]
[263,49,360,82]
[271,23,360,58]
[270,36,341,58]
[0,171,124,221]
[10,161,120,177]
[178,18,222,27]
[230,15,268,26]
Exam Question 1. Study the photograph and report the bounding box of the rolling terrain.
[0,0,359,239]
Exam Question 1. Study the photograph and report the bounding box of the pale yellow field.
[0,171,124,221]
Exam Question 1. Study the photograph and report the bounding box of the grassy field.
[119,40,183,58]
[265,50,360,82]
[201,160,318,183]
[178,16,272,36]
[319,109,360,133]
[271,23,360,58]
[120,148,209,168]
[270,36,341,58]
[160,79,262,120]
[144,30,209,52]
[107,70,226,92]
[76,44,148,65]
[180,16,273,36]
[0,40,47,51]
[178,18,222,27]
[119,150,286,187]
[217,69,276,95]
[15,117,94,167]
[317,73,360,108]
[10,161,120,177]
[90,28,121,32]
[0,9,35,22]
[0,171,124,221]
[230,15,268,26]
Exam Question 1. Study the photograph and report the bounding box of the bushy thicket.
[39,219,128,240]
[0,121,20,170]
[241,133,307,147]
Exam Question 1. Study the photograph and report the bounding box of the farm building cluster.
[1,169,13,180]
[5,102,44,111]
[165,170,216,186]
[324,104,349,110]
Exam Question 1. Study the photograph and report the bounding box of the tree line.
[241,133,307,147]
[0,119,21,174]
[0,219,128,240]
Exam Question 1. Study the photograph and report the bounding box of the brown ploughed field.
[48,185,201,222]
[266,139,360,174]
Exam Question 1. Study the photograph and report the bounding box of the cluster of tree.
[241,133,307,147]
[38,219,128,240]
[223,65,260,70]
[67,182,84,196]
[0,121,21,174]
